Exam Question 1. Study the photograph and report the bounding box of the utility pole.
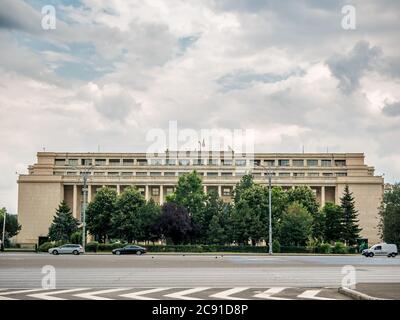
[267,165,272,255]
[80,167,91,251]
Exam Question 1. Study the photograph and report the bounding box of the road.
[1,253,399,299]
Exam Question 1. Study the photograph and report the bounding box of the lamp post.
[1,211,6,252]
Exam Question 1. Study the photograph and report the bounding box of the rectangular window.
[336,172,347,176]
[166,159,176,165]
[67,159,78,166]
[278,159,290,166]
[193,159,205,165]
[136,172,147,176]
[222,159,233,166]
[178,172,186,176]
[94,172,105,176]
[208,159,219,166]
[252,172,261,177]
[81,159,92,166]
[109,159,121,166]
[107,172,119,176]
[307,159,318,166]
[95,159,106,166]
[235,159,247,166]
[121,172,133,176]
[151,188,159,196]
[308,172,319,177]
[321,160,332,167]
[67,171,77,176]
[150,159,163,166]
[53,171,64,175]
[292,160,304,167]
[221,172,233,176]
[138,187,145,195]
[137,159,148,166]
[335,160,346,167]
[279,172,290,176]
[264,160,275,167]
[207,172,218,176]
[55,159,65,166]
[164,172,176,176]
[322,172,333,176]
[123,159,134,166]
[253,160,261,166]
[223,188,231,196]
[293,172,305,177]
[178,159,190,166]
[150,172,162,176]
[166,187,174,194]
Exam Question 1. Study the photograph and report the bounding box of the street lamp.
[1,211,6,252]
[256,163,273,255]
[67,163,93,251]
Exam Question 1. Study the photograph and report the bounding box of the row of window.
[55,158,347,167]
[55,171,347,177]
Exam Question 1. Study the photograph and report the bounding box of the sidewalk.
[341,283,400,300]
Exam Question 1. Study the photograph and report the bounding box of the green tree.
[0,208,22,245]
[112,186,146,242]
[340,185,362,245]
[86,187,118,243]
[233,174,254,203]
[205,191,232,244]
[378,183,400,248]
[280,202,313,246]
[136,199,161,242]
[48,201,79,241]
[167,171,206,241]
[287,186,320,239]
[323,202,343,243]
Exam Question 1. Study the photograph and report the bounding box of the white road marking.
[0,288,47,300]
[164,287,210,300]
[74,288,129,300]
[297,289,335,300]
[253,287,290,300]
[28,288,90,300]
[119,288,171,300]
[210,287,250,300]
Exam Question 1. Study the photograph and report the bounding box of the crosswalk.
[0,287,348,300]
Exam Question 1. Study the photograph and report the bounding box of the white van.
[362,243,398,258]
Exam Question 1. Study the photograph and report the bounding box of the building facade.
[17,151,384,245]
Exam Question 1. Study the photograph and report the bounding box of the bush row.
[38,241,358,254]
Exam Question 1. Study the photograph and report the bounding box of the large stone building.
[16,151,384,245]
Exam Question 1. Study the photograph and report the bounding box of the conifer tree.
[340,185,362,245]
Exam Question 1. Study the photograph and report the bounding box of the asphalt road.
[1,253,399,299]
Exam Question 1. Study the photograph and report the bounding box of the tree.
[378,183,400,248]
[233,174,254,203]
[323,202,343,243]
[136,199,161,243]
[112,186,146,243]
[154,202,193,244]
[287,186,320,239]
[340,185,362,245]
[205,191,232,244]
[48,201,79,242]
[280,202,313,246]
[0,208,22,245]
[86,187,118,243]
[167,171,206,241]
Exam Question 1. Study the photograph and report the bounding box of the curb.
[338,287,384,300]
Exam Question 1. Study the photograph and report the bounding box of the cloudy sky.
[0,0,399,214]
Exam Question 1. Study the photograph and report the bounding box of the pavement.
[1,253,399,300]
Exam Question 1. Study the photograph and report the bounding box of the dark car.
[112,245,147,255]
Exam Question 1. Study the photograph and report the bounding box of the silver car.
[48,244,84,255]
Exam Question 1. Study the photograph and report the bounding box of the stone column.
[160,186,164,205]
[72,184,78,218]
[117,184,121,195]
[203,185,207,194]
[321,186,326,207]
[145,185,149,201]
[218,185,222,197]
[88,184,92,203]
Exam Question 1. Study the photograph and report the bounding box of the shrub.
[272,240,281,253]
[70,231,82,244]
[38,242,54,252]
[86,241,99,252]
[332,241,348,254]
[317,243,332,254]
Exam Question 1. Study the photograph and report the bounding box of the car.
[112,245,147,255]
[48,244,84,255]
[362,243,398,258]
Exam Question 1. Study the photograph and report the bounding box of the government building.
[16,151,384,245]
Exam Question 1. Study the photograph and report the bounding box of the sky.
[0,0,399,214]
